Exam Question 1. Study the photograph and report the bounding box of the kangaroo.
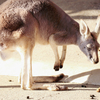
[92,15,100,92]
[0,0,99,90]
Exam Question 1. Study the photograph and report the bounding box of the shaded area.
[71,15,97,20]
[53,0,100,20]
[0,69,100,90]
[65,69,100,85]
[54,0,100,14]
[0,85,20,88]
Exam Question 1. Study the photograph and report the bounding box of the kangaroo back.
[0,0,99,90]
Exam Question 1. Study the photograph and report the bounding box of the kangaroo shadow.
[64,69,100,85]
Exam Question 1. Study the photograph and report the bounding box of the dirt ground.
[0,0,100,100]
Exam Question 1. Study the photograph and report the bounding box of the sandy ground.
[0,76,100,100]
[0,0,100,100]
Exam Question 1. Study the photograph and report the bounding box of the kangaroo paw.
[97,87,100,92]
[60,64,63,68]
[54,65,60,71]
[60,60,63,69]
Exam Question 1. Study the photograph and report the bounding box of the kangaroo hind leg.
[17,42,34,90]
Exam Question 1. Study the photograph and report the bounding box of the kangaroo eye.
[84,47,86,49]
[87,44,92,51]
[87,44,91,48]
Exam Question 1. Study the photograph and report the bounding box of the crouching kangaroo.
[0,0,99,90]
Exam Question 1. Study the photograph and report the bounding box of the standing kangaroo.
[93,15,100,92]
[0,0,99,90]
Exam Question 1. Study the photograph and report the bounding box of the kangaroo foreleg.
[60,45,67,68]
[49,32,67,71]
[49,35,60,71]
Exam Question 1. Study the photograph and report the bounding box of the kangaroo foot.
[46,84,68,91]
[54,65,60,71]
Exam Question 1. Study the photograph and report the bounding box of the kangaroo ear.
[80,19,90,39]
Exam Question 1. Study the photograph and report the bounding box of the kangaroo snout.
[91,58,99,64]
[89,54,99,64]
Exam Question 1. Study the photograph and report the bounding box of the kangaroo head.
[78,20,99,64]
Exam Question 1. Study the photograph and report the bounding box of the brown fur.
[0,0,99,90]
